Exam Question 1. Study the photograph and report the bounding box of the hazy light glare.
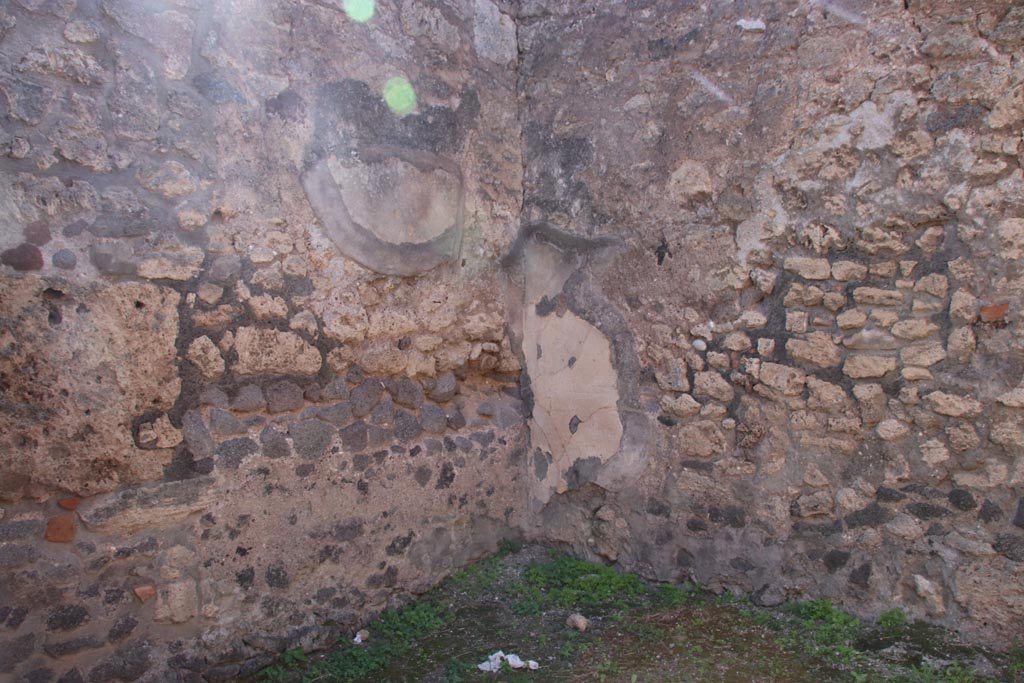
[383,77,417,117]
[343,0,374,22]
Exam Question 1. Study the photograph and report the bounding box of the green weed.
[878,608,909,636]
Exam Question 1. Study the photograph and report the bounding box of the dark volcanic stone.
[52,249,78,270]
[231,385,266,412]
[470,430,495,447]
[420,404,447,433]
[366,424,392,449]
[0,634,35,673]
[58,669,84,683]
[428,371,457,402]
[446,406,466,430]
[107,616,138,643]
[198,386,230,408]
[266,380,304,413]
[906,502,951,520]
[823,549,851,573]
[978,499,1002,523]
[47,605,89,631]
[265,565,289,588]
[216,438,258,469]
[208,408,246,436]
[44,636,103,658]
[1014,498,1024,529]
[317,401,353,426]
[436,462,456,489]
[844,502,892,528]
[875,486,905,502]
[849,562,872,588]
[994,534,1024,562]
[0,519,45,541]
[369,396,394,425]
[708,506,745,528]
[340,421,368,452]
[260,425,291,459]
[645,498,671,518]
[181,410,214,458]
[387,377,424,408]
[393,410,422,443]
[948,489,977,511]
[289,420,333,459]
[21,668,55,683]
[2,243,43,271]
[321,378,350,401]
[87,639,152,682]
[350,379,384,417]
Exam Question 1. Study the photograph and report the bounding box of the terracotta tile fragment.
[980,303,1009,322]
[44,512,76,543]
[58,497,81,511]
[133,585,158,603]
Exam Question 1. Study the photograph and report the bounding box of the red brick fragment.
[980,303,1009,322]
[133,585,157,603]
[57,497,81,511]
[44,513,76,543]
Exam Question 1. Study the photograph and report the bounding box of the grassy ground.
[251,544,1024,683]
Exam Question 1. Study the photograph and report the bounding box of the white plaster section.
[521,240,623,506]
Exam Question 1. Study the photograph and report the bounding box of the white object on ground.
[736,18,766,31]
[353,629,369,644]
[477,651,539,673]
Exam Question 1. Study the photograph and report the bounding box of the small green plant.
[878,608,909,636]
[892,662,976,683]
[520,551,644,611]
[781,599,863,664]
[1008,641,1024,679]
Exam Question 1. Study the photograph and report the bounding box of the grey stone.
[88,244,136,276]
[216,438,258,469]
[428,371,457,402]
[394,410,423,443]
[207,255,241,285]
[906,502,951,520]
[107,616,137,643]
[265,565,289,589]
[367,425,392,449]
[1014,498,1024,529]
[265,380,304,413]
[369,395,394,425]
[994,534,1024,562]
[845,502,892,528]
[260,426,291,459]
[289,420,333,460]
[351,379,384,417]
[0,634,35,673]
[321,378,350,401]
[109,52,159,140]
[387,377,424,408]
[87,639,151,682]
[230,385,266,412]
[0,543,39,568]
[421,404,447,433]
[181,410,214,457]
[52,249,77,269]
[476,402,496,416]
[198,386,229,408]
[0,518,44,541]
[340,421,368,452]
[44,636,103,658]
[317,401,353,426]
[58,668,84,683]
[208,408,246,436]
[446,406,466,430]
[948,489,977,511]
[47,605,90,631]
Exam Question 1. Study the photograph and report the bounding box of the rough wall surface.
[1,0,1023,679]
[517,0,1024,650]
[0,0,526,679]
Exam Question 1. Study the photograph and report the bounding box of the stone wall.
[516,0,1024,649]
[0,0,526,679]
[2,0,1024,679]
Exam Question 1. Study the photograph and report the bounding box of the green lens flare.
[383,77,417,117]
[342,0,374,22]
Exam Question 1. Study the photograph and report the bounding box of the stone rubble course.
[0,0,1022,679]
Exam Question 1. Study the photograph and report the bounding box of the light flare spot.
[343,0,375,23]
[383,77,417,117]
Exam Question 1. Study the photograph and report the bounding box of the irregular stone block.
[78,477,217,535]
